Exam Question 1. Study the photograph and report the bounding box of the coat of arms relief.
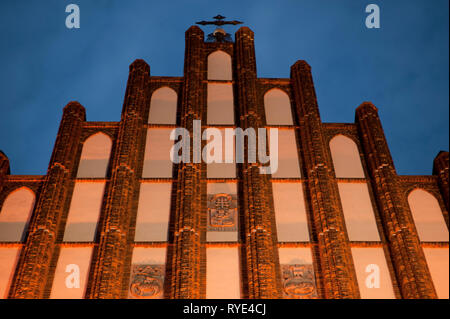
[129,264,165,299]
[281,264,318,299]
[207,193,238,232]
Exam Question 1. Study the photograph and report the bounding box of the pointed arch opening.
[77,132,112,178]
[0,187,35,241]
[264,88,293,125]
[207,50,232,81]
[148,87,177,124]
[330,135,365,178]
[408,188,448,242]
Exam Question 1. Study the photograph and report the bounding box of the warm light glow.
[270,129,301,178]
[206,247,240,299]
[423,247,449,299]
[264,88,293,125]
[0,247,20,299]
[50,247,93,299]
[77,133,112,178]
[135,183,172,242]
[408,189,449,242]
[207,50,232,81]
[0,187,35,242]
[338,182,380,241]
[149,87,177,124]
[272,182,309,242]
[143,129,174,178]
[330,135,365,178]
[207,83,234,125]
[63,182,105,242]
[351,247,395,299]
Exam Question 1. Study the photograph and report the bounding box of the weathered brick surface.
[290,61,360,299]
[235,27,282,299]
[86,60,150,298]
[434,151,449,216]
[0,151,9,194]
[8,102,85,298]
[167,26,206,299]
[355,102,437,299]
[0,26,447,300]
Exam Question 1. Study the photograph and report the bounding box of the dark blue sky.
[0,0,448,175]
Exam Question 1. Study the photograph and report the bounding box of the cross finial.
[195,15,243,42]
[196,15,243,27]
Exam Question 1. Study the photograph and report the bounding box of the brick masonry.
[0,26,448,299]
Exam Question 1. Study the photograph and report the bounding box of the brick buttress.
[235,26,283,299]
[167,26,207,298]
[290,61,360,299]
[355,102,437,298]
[433,151,449,224]
[86,60,150,298]
[0,151,9,194]
[9,101,85,298]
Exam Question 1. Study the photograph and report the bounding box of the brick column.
[0,151,9,193]
[168,26,206,298]
[9,102,85,298]
[87,59,149,298]
[290,61,359,299]
[235,27,282,299]
[433,151,449,217]
[355,102,437,299]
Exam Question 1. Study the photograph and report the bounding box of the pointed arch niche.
[0,187,35,241]
[408,189,448,242]
[207,50,232,81]
[264,88,293,125]
[77,132,112,178]
[330,135,365,178]
[148,87,177,124]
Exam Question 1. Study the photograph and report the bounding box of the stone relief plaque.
[281,264,318,299]
[207,193,237,232]
[129,264,164,299]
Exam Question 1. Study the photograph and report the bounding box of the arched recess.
[148,87,177,124]
[408,188,449,242]
[207,50,232,81]
[77,132,112,178]
[0,187,35,241]
[264,88,293,125]
[329,135,365,178]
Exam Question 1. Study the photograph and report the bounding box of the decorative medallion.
[129,264,164,299]
[281,264,318,299]
[207,193,238,232]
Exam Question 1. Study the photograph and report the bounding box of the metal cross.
[196,15,243,27]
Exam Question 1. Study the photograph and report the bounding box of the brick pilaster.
[86,59,149,298]
[0,151,9,193]
[355,102,437,299]
[9,102,85,298]
[290,60,360,299]
[235,27,282,299]
[433,151,449,218]
[168,26,206,299]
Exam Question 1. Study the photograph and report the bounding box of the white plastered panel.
[135,183,172,242]
[206,247,240,299]
[0,187,35,242]
[272,182,309,242]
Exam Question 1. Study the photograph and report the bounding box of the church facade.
[0,23,448,299]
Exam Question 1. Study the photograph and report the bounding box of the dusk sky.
[0,0,448,175]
